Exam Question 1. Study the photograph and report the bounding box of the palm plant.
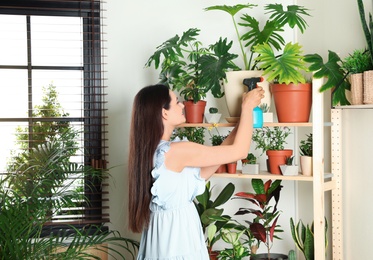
[0,134,139,259]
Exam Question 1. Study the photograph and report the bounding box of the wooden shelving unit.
[180,77,338,259]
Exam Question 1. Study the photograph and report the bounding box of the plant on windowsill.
[234,179,286,260]
[0,133,139,259]
[254,42,312,123]
[145,28,239,123]
[194,181,235,259]
[204,3,311,117]
[252,126,292,174]
[280,156,298,176]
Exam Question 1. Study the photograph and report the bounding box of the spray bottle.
[243,77,264,128]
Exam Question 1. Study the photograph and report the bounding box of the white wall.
[106,0,373,259]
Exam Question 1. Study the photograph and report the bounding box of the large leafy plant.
[145,28,239,102]
[254,42,308,84]
[0,134,139,259]
[204,4,310,70]
[234,179,283,259]
[194,181,235,254]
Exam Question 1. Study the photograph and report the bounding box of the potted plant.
[252,126,292,175]
[299,133,313,176]
[204,3,311,117]
[241,153,259,174]
[172,127,205,144]
[259,103,273,123]
[254,42,312,123]
[217,227,251,260]
[280,156,298,176]
[341,49,373,105]
[145,28,239,123]
[205,107,222,123]
[0,134,139,259]
[208,126,228,173]
[290,218,328,260]
[234,179,286,260]
[194,181,235,259]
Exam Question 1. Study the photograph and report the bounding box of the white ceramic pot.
[242,163,259,174]
[204,113,222,123]
[280,165,299,176]
[223,70,271,117]
[300,156,313,176]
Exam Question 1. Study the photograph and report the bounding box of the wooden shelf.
[333,104,373,109]
[179,122,312,127]
[212,170,314,181]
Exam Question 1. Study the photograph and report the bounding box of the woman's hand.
[241,86,265,111]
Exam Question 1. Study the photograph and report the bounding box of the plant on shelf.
[204,4,310,71]
[172,127,205,144]
[0,133,139,259]
[252,126,292,175]
[290,217,328,260]
[280,156,298,176]
[254,42,312,123]
[204,3,311,118]
[145,27,239,101]
[299,133,313,176]
[205,107,222,123]
[234,179,284,259]
[194,181,235,257]
[241,153,259,175]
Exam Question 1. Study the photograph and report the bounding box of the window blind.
[0,0,108,231]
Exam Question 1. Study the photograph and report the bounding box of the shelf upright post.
[331,108,343,260]
[312,77,326,259]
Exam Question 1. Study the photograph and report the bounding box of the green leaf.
[251,179,265,194]
[254,42,307,84]
[204,4,257,16]
[304,51,350,106]
[211,182,235,208]
[265,4,310,33]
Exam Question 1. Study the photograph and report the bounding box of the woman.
[128,84,264,259]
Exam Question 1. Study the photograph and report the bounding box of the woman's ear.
[162,108,168,120]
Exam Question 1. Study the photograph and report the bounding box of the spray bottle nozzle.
[243,77,264,92]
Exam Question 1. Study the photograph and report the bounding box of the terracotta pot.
[209,250,220,260]
[223,70,271,117]
[266,150,293,175]
[271,83,312,123]
[183,100,206,123]
[215,164,227,173]
[226,162,237,174]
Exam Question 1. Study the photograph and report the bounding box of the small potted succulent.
[299,133,313,176]
[241,153,259,175]
[280,156,298,176]
[252,126,292,174]
[205,107,222,123]
[259,103,273,123]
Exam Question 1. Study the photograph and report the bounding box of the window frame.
[0,0,107,235]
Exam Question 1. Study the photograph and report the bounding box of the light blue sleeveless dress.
[137,139,209,260]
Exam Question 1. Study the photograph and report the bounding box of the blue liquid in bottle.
[253,106,263,128]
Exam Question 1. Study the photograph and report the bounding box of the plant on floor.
[204,3,310,70]
[218,227,251,260]
[0,133,139,259]
[252,126,292,155]
[290,217,328,260]
[194,181,235,255]
[145,28,239,102]
[234,179,284,258]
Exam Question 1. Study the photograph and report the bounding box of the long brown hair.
[128,84,171,233]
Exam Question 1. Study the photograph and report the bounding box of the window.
[0,0,108,233]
